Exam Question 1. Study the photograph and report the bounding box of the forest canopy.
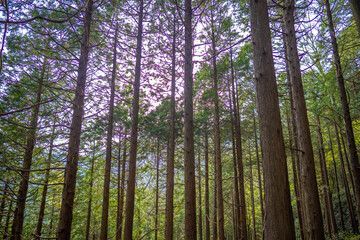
[0,0,359,239]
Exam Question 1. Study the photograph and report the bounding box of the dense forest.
[0,0,359,239]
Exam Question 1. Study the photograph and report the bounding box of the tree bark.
[100,24,118,240]
[57,1,93,238]
[283,0,324,238]
[184,0,196,238]
[123,1,144,238]
[11,41,48,240]
[164,12,176,240]
[249,0,296,238]
[325,0,360,228]
[155,139,160,240]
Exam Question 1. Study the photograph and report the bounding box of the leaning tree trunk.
[249,0,296,238]
[100,24,118,240]
[164,11,177,240]
[123,1,144,238]
[325,0,360,228]
[184,0,197,238]
[57,1,93,239]
[11,42,48,240]
[283,0,324,238]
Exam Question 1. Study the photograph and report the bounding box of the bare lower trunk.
[57,1,93,238]
[249,148,257,240]
[198,152,203,240]
[204,129,210,240]
[85,146,96,240]
[184,0,196,238]
[249,0,295,238]
[155,140,160,240]
[117,135,127,240]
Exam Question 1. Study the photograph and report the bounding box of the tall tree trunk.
[3,200,12,239]
[204,129,210,240]
[117,135,127,240]
[184,0,196,238]
[11,42,48,240]
[212,172,217,240]
[57,1,93,238]
[155,139,160,240]
[210,4,224,238]
[229,85,241,240]
[340,130,356,196]
[325,0,360,227]
[315,116,337,236]
[253,113,264,225]
[249,147,257,240]
[100,24,118,240]
[165,11,177,240]
[283,0,324,238]
[35,122,55,239]
[328,126,346,231]
[198,152,203,240]
[123,1,144,238]
[0,184,7,227]
[85,145,96,240]
[349,0,360,38]
[285,111,304,240]
[230,47,247,240]
[334,121,358,233]
[249,0,296,238]
[116,135,122,240]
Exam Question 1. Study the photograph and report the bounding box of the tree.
[57,0,94,238]
[248,0,296,238]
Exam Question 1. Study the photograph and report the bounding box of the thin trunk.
[198,152,203,240]
[165,11,176,240]
[230,46,246,240]
[283,0,324,238]
[35,122,55,239]
[123,1,144,238]
[340,130,356,196]
[229,79,241,240]
[0,185,7,226]
[285,111,304,240]
[328,126,346,231]
[249,147,257,240]
[100,24,118,240]
[325,0,360,227]
[155,139,160,240]
[253,114,264,225]
[3,201,12,239]
[117,135,127,240]
[315,116,337,236]
[49,191,56,235]
[209,3,224,239]
[184,0,196,238]
[334,121,358,233]
[11,42,48,240]
[212,170,217,240]
[57,1,93,238]
[85,146,96,240]
[249,0,296,238]
[116,135,121,240]
[204,129,210,240]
